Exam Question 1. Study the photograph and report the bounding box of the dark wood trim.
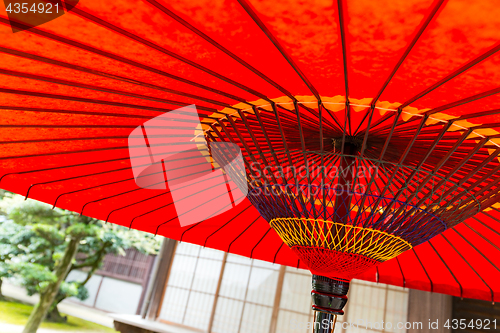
[137,254,158,315]
[269,266,286,333]
[114,321,158,333]
[154,241,178,320]
[145,238,177,320]
[452,297,500,333]
[95,271,144,285]
[407,289,452,333]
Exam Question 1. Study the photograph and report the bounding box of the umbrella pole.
[312,311,337,333]
[311,275,349,333]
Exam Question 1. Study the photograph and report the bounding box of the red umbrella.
[2,0,500,329]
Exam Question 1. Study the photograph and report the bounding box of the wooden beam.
[207,252,228,332]
[269,266,286,333]
[407,289,452,333]
[141,238,177,320]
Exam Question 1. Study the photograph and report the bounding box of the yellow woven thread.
[270,217,412,262]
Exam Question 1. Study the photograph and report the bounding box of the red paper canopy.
[1,0,500,302]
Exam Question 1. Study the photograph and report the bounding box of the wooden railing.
[74,248,157,314]
[96,248,155,285]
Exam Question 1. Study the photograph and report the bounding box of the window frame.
[157,242,409,333]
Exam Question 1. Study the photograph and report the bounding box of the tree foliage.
[0,192,161,327]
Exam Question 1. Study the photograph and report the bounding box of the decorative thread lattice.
[250,182,448,246]
[292,247,380,279]
[270,217,412,262]
[204,96,500,278]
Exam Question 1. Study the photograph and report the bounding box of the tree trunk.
[0,278,4,301]
[48,242,109,318]
[45,305,67,323]
[22,237,80,333]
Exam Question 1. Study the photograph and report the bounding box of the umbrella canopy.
[1,0,500,304]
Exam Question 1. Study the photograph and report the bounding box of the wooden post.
[136,254,156,315]
[141,238,177,320]
[207,252,228,332]
[269,266,286,333]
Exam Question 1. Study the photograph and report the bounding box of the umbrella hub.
[331,136,364,153]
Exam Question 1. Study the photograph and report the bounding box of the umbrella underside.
[1,0,500,302]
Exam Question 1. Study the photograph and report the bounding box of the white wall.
[66,270,103,307]
[94,277,143,314]
[66,270,143,314]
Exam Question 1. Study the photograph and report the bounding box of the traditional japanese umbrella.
[2,0,500,331]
